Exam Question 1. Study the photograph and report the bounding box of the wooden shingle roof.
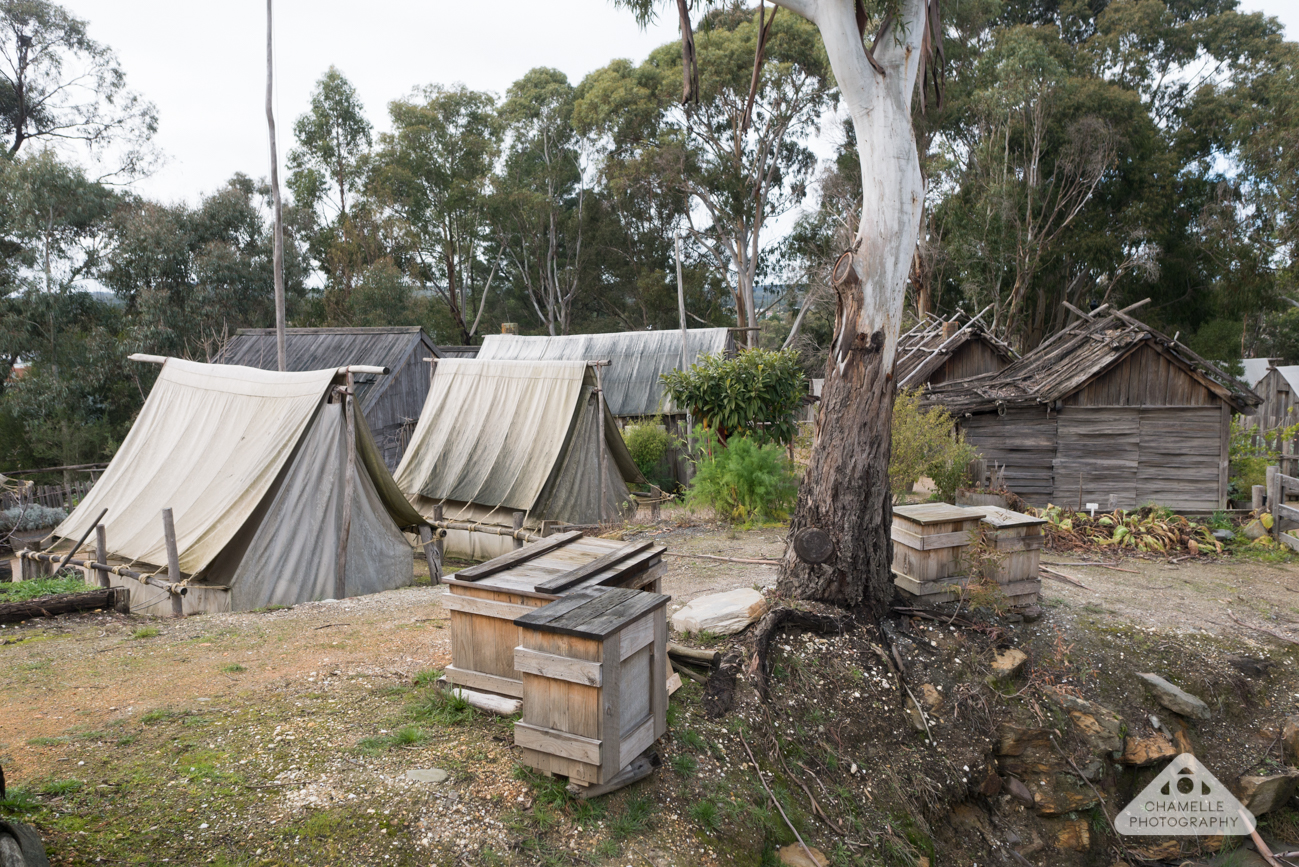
[895,312,1016,389]
[923,301,1261,415]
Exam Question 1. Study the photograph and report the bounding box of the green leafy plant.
[1230,415,1299,500]
[661,348,806,446]
[686,426,798,524]
[622,419,675,484]
[130,627,159,640]
[0,575,89,602]
[890,388,979,504]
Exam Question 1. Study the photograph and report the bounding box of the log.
[0,587,130,624]
[448,685,522,717]
[567,752,660,799]
[667,642,721,668]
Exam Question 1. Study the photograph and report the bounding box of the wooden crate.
[513,586,669,786]
[891,504,984,601]
[969,505,1046,602]
[443,531,665,699]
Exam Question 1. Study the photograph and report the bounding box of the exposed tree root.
[751,607,853,702]
[703,649,742,718]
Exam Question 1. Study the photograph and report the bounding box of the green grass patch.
[608,795,654,840]
[413,668,441,687]
[0,575,89,602]
[357,724,430,753]
[689,799,720,831]
[26,736,65,746]
[670,753,698,776]
[42,779,83,796]
[140,708,177,725]
[220,663,245,673]
[678,729,707,752]
[407,687,475,726]
[130,626,160,640]
[0,786,39,815]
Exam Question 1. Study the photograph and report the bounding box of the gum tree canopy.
[618,0,942,614]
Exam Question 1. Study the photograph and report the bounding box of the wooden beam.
[451,530,583,582]
[534,540,656,594]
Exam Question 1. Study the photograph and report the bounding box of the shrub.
[0,504,68,532]
[890,389,978,503]
[661,348,805,446]
[686,427,799,524]
[622,420,674,483]
[1230,415,1299,500]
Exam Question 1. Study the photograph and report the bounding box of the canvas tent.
[394,359,643,560]
[47,359,424,614]
[215,327,440,471]
[476,328,735,486]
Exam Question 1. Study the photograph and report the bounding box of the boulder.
[670,589,766,635]
[1242,519,1269,540]
[1054,819,1090,852]
[1050,690,1124,753]
[1235,771,1299,816]
[1004,776,1034,804]
[777,844,828,867]
[996,724,1058,777]
[1122,736,1176,766]
[1136,672,1211,720]
[991,648,1028,678]
[1283,715,1299,767]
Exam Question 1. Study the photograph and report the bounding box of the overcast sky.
[60,0,1298,206]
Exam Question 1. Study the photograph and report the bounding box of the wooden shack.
[216,327,439,470]
[896,312,1015,391]
[924,301,1261,511]
[1245,363,1299,433]
[442,532,665,699]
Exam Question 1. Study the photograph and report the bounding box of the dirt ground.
[5,513,1299,866]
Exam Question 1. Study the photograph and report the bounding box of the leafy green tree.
[0,0,157,175]
[660,348,806,446]
[375,84,502,344]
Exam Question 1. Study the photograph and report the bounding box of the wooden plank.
[534,540,657,594]
[892,503,979,525]
[619,615,654,661]
[1277,503,1299,524]
[514,647,603,687]
[993,535,1045,552]
[652,607,667,740]
[444,664,523,698]
[619,716,656,766]
[452,530,584,581]
[574,593,670,641]
[890,525,975,551]
[600,631,622,783]
[443,592,537,621]
[515,721,602,765]
[619,644,651,732]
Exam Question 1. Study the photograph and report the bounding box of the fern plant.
[686,426,799,524]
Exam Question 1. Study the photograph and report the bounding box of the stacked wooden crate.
[442,531,665,699]
[891,503,1043,606]
[513,586,668,790]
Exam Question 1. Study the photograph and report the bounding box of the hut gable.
[216,327,439,470]
[1247,364,1299,431]
[1061,343,1220,407]
[895,314,1014,390]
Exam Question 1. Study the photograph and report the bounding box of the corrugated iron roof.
[476,328,735,417]
[924,304,1261,414]
[215,327,437,412]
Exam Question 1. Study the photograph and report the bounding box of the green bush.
[0,504,67,532]
[1230,415,1299,500]
[686,427,798,524]
[622,420,673,483]
[890,389,978,504]
[661,348,805,446]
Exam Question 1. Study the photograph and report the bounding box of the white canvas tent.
[394,359,643,560]
[48,359,424,614]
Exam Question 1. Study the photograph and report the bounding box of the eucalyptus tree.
[0,0,157,175]
[618,0,946,612]
[493,67,590,336]
[288,67,373,315]
[375,84,502,345]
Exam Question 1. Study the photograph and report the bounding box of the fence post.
[161,508,184,618]
[95,524,109,589]
[1268,465,1280,540]
[512,511,525,551]
[1253,485,1266,513]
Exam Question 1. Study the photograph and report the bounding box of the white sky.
[58,0,1299,206]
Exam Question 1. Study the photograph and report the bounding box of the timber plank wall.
[928,339,1010,386]
[957,344,1231,511]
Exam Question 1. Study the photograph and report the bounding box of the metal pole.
[266,0,287,371]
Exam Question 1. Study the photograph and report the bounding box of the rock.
[1132,841,1180,860]
[1034,784,1100,816]
[1136,672,1211,720]
[1050,690,1124,753]
[996,724,1058,777]
[1242,519,1268,540]
[1212,528,1235,542]
[404,768,448,784]
[977,767,1002,797]
[776,844,828,867]
[991,648,1028,678]
[1227,655,1275,677]
[1284,716,1299,766]
[1172,729,1194,755]
[1019,604,1044,622]
[670,588,766,635]
[1004,776,1034,805]
[1235,771,1299,816]
[919,683,942,712]
[1078,758,1105,782]
[1054,819,1090,851]
[1122,736,1176,766]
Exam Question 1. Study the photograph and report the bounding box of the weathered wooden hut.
[1244,363,1299,432]
[896,313,1016,390]
[216,327,439,470]
[924,302,1261,511]
[476,328,736,485]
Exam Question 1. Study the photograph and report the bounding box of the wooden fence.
[2,478,97,511]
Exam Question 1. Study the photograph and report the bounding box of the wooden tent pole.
[594,363,608,523]
[512,511,525,550]
[161,508,184,618]
[676,232,694,484]
[336,372,356,599]
[95,524,109,589]
[266,0,286,371]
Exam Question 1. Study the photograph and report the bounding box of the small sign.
[1086,502,1099,517]
[1116,754,1254,836]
